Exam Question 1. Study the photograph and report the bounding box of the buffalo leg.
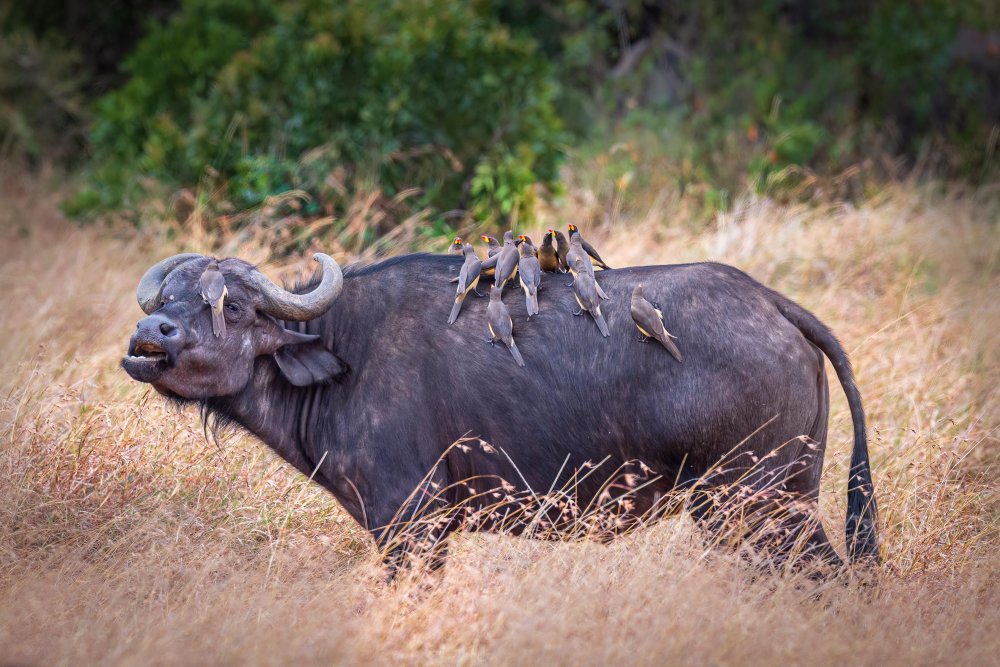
[687,484,842,571]
[371,467,460,579]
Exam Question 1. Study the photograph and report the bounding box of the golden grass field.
[1,166,998,666]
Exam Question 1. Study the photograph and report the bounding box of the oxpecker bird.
[481,235,502,258]
[567,232,608,300]
[567,223,611,269]
[630,284,683,362]
[518,240,542,317]
[571,258,610,337]
[199,260,228,338]
[539,230,560,272]
[487,285,524,367]
[448,243,484,324]
[492,231,520,289]
[448,236,464,255]
[517,234,538,257]
[553,230,570,273]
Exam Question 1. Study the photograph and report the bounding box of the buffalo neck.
[205,266,392,477]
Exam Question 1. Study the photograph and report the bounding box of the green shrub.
[79,0,564,224]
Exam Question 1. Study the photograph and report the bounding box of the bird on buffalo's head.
[122,253,346,399]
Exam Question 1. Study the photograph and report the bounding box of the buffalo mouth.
[122,340,171,381]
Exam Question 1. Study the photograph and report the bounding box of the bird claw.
[572,309,583,317]
[474,289,484,297]
[651,301,661,310]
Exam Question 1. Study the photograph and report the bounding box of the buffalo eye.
[225,303,242,316]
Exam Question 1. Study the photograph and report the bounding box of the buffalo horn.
[136,253,204,314]
[249,253,343,321]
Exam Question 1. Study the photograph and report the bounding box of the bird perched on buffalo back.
[487,285,524,367]
[567,232,608,300]
[630,284,682,362]
[448,243,483,324]
[517,234,538,257]
[553,230,570,273]
[567,224,611,269]
[518,240,542,317]
[539,230,560,272]
[492,231,520,289]
[199,260,228,338]
[570,257,610,337]
[481,235,502,258]
[448,236,464,255]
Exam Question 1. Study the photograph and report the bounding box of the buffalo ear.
[255,317,348,386]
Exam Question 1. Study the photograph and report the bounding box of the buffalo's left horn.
[249,253,344,321]
[136,253,204,314]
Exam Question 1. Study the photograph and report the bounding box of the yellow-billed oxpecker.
[517,234,538,257]
[492,231,520,289]
[199,260,228,337]
[486,284,524,367]
[553,230,570,273]
[567,223,611,269]
[448,236,464,255]
[481,235,502,258]
[448,243,484,324]
[571,257,610,337]
[539,230,560,272]
[517,240,542,317]
[630,284,682,362]
[567,231,609,300]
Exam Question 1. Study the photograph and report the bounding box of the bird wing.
[632,298,666,337]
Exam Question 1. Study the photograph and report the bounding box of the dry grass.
[1,165,999,666]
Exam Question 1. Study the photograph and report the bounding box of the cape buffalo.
[122,251,878,572]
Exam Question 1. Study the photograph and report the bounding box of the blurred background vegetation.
[2,0,998,249]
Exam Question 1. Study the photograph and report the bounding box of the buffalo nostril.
[159,321,178,336]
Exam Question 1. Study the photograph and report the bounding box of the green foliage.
[0,30,88,163]
[79,0,564,223]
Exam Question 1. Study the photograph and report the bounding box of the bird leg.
[474,288,485,297]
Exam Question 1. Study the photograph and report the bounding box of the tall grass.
[1,164,998,665]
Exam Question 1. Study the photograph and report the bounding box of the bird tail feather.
[508,341,525,367]
[596,281,609,300]
[659,334,683,362]
[211,309,227,338]
[447,295,465,324]
[593,310,610,337]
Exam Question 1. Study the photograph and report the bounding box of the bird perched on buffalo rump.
[571,257,610,337]
[518,240,542,317]
[486,285,524,367]
[448,243,483,324]
[491,231,520,289]
[567,232,608,300]
[199,260,228,337]
[630,284,682,362]
[448,236,464,255]
[567,223,611,269]
[539,230,560,272]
